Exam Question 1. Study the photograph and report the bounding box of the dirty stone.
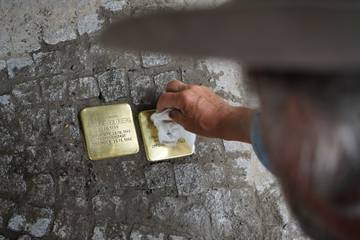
[174,163,208,196]
[25,146,52,175]
[49,107,80,140]
[78,13,104,35]
[18,108,47,143]
[0,236,8,240]
[91,223,128,240]
[101,0,128,11]
[0,155,27,197]
[16,235,31,240]
[40,75,67,102]
[0,95,15,122]
[129,71,155,105]
[43,24,77,45]
[52,208,90,240]
[12,81,41,106]
[153,70,179,97]
[8,207,54,238]
[6,57,33,79]
[130,225,165,240]
[0,198,15,227]
[28,174,55,206]
[96,69,128,102]
[141,52,171,68]
[144,162,175,189]
[69,76,100,100]
[0,61,6,71]
[0,126,16,149]
[168,235,188,240]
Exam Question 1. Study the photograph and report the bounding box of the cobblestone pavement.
[0,1,308,239]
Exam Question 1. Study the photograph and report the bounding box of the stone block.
[0,155,27,198]
[101,0,128,11]
[174,163,208,196]
[96,69,128,102]
[43,24,77,45]
[28,174,55,206]
[12,81,41,106]
[141,52,171,68]
[8,207,54,238]
[40,75,67,102]
[0,95,15,122]
[129,72,155,105]
[0,126,16,149]
[144,163,175,189]
[25,146,52,175]
[91,223,128,240]
[52,208,90,240]
[169,235,188,240]
[153,70,179,98]
[68,77,100,100]
[0,198,15,228]
[78,13,104,35]
[130,225,165,240]
[49,107,80,140]
[18,108,47,143]
[6,57,33,79]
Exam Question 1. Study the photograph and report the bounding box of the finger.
[169,109,186,126]
[156,92,184,112]
[166,80,188,92]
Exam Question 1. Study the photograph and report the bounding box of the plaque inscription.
[80,104,139,160]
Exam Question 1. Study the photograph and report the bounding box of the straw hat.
[101,1,360,71]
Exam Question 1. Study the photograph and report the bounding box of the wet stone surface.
[0,0,307,239]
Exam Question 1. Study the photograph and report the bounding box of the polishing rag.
[151,109,196,147]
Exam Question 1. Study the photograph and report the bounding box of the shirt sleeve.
[250,112,272,171]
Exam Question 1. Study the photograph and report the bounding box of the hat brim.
[101,2,360,71]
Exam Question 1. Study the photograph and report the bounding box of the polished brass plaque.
[139,110,194,162]
[80,104,139,160]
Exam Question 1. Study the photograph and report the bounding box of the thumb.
[169,109,186,127]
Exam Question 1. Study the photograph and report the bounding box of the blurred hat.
[101,1,360,71]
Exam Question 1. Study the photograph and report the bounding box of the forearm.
[217,106,254,143]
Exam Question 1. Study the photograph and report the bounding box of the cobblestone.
[69,76,100,100]
[141,52,171,68]
[12,81,41,106]
[0,95,15,122]
[96,69,128,102]
[6,57,33,79]
[78,13,104,35]
[41,75,67,102]
[8,207,54,238]
[101,0,128,11]
[28,174,55,206]
[25,146,52,175]
[144,162,175,189]
[174,163,208,196]
[19,108,47,143]
[0,155,26,198]
[49,107,80,140]
[0,199,15,228]
[130,225,165,240]
[153,70,180,98]
[129,71,155,105]
[43,24,77,45]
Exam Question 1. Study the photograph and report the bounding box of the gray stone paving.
[0,0,307,239]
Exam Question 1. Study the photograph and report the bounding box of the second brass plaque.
[139,110,194,162]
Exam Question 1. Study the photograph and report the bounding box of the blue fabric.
[251,112,272,171]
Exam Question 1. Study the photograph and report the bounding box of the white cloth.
[151,109,196,147]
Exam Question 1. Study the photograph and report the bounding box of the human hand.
[156,80,253,142]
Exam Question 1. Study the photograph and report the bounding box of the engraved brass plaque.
[139,110,194,162]
[80,104,139,160]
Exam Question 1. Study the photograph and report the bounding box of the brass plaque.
[139,110,194,162]
[80,104,139,160]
